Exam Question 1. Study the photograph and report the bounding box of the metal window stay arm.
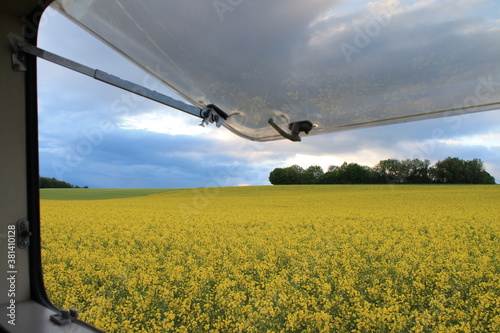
[10,38,227,127]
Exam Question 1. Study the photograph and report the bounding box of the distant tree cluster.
[39,177,86,188]
[269,157,496,185]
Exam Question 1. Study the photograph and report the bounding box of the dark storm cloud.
[39,128,272,188]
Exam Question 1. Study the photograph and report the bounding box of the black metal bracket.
[50,308,79,326]
[268,118,315,142]
[200,104,229,128]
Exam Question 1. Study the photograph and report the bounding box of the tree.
[463,158,495,184]
[430,157,495,184]
[269,168,287,185]
[317,170,339,184]
[39,176,76,188]
[284,165,306,184]
[401,158,431,183]
[337,162,372,184]
[269,157,495,185]
[269,165,307,185]
[375,158,431,184]
[430,157,465,183]
[374,159,404,183]
[304,165,324,184]
[327,165,339,173]
[463,159,483,183]
[477,171,496,184]
[444,157,464,183]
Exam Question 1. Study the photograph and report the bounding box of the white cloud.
[440,133,500,149]
[365,0,401,14]
[118,110,241,143]
[119,111,208,136]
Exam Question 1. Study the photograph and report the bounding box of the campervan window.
[37,2,500,332]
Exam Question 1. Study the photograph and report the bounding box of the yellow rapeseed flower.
[41,185,500,332]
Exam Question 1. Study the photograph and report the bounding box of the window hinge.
[200,104,229,128]
[50,308,79,326]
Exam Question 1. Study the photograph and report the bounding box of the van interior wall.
[0,11,32,304]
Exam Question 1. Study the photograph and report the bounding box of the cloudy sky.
[37,2,500,188]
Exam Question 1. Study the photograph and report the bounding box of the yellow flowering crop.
[41,185,500,332]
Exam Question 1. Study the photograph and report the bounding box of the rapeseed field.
[41,185,500,332]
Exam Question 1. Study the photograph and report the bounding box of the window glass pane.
[51,0,500,140]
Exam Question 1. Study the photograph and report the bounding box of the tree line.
[39,176,87,188]
[269,157,496,185]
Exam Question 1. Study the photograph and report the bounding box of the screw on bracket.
[12,52,27,72]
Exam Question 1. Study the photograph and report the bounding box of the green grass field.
[39,188,184,200]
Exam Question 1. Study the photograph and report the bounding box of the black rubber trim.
[24,3,105,332]
[25,0,54,311]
